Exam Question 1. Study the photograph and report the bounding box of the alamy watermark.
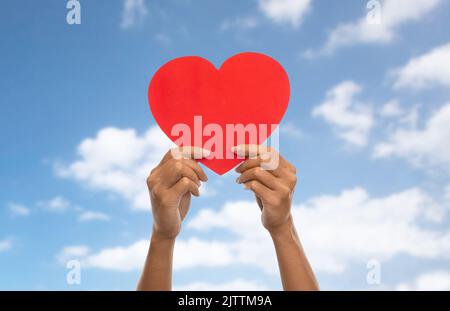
[169,116,281,170]
[366,0,382,25]
[66,0,81,25]
[66,260,81,285]
[366,259,381,286]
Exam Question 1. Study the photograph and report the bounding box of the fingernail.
[235,177,241,184]
[201,149,211,157]
[233,145,247,157]
[231,145,244,154]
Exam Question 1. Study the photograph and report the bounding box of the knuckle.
[291,174,298,186]
[290,164,297,174]
[174,160,183,172]
[181,177,190,186]
[146,175,157,189]
[151,185,162,199]
[279,186,291,196]
[253,167,262,178]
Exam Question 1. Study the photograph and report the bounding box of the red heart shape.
[148,52,290,175]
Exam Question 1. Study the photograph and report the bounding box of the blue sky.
[1,0,450,290]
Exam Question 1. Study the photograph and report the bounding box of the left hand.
[233,145,297,233]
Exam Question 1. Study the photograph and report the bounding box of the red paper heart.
[148,52,290,175]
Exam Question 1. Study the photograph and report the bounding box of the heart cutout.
[148,52,290,175]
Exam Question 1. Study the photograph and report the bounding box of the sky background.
[1,0,450,290]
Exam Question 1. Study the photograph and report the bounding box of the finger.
[235,157,282,177]
[231,144,270,158]
[160,160,201,187]
[160,147,211,164]
[243,180,274,201]
[181,158,208,182]
[170,146,211,161]
[232,144,283,168]
[234,146,295,174]
[170,177,200,197]
[237,167,279,190]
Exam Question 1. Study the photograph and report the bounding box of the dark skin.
[137,145,319,291]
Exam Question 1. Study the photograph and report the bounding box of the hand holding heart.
[147,145,297,240]
[141,54,320,291]
[148,52,290,175]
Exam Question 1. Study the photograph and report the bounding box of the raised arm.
[137,147,209,291]
[233,145,319,291]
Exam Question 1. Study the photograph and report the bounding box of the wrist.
[151,227,178,244]
[268,215,295,239]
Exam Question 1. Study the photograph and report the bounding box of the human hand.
[147,147,209,240]
[233,145,297,234]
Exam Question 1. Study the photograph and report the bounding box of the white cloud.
[81,240,148,271]
[396,271,450,291]
[62,238,233,272]
[175,279,269,291]
[57,245,90,264]
[446,184,450,203]
[174,238,235,269]
[74,185,450,276]
[379,100,419,128]
[8,202,30,217]
[305,0,441,57]
[56,126,174,210]
[312,81,374,146]
[78,211,110,222]
[392,42,450,89]
[374,103,450,171]
[380,100,404,118]
[189,187,450,274]
[0,239,12,252]
[121,0,148,30]
[37,196,71,213]
[258,0,311,28]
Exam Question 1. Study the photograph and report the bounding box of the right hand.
[147,147,209,240]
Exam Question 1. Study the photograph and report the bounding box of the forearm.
[137,232,175,291]
[270,217,319,291]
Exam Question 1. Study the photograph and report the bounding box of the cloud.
[374,102,450,172]
[312,81,374,147]
[380,100,404,118]
[57,245,90,264]
[69,185,450,277]
[8,202,30,217]
[61,238,233,272]
[392,42,450,89]
[258,0,311,28]
[121,0,148,30]
[189,187,450,274]
[78,211,110,222]
[174,279,269,291]
[396,271,450,291]
[0,239,12,252]
[304,0,441,57]
[56,126,174,210]
[37,196,71,213]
